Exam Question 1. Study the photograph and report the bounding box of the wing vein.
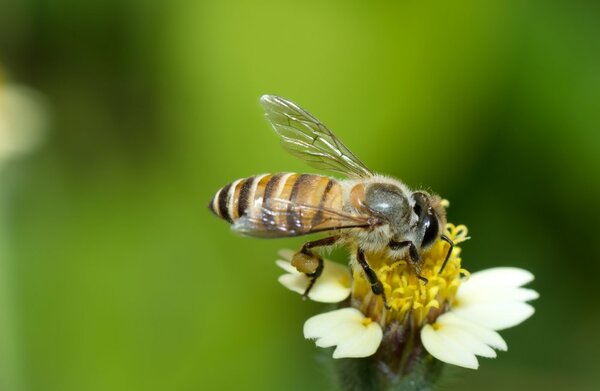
[260,95,373,178]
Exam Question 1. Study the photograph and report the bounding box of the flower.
[0,72,46,165]
[276,224,538,371]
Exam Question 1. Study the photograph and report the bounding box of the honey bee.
[209,95,453,308]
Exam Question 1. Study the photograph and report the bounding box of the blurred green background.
[1,1,599,390]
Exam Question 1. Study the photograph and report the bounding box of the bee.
[208,95,453,308]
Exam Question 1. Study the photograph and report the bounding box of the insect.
[208,95,454,308]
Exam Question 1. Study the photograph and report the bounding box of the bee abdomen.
[208,178,244,224]
[209,174,275,224]
[208,173,343,227]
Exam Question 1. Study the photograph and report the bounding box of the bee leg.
[438,235,454,273]
[388,240,410,251]
[390,240,428,285]
[291,236,340,298]
[303,258,323,300]
[408,243,429,285]
[357,249,390,310]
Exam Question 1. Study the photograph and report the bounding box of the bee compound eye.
[421,213,439,248]
[413,203,422,217]
[412,192,426,217]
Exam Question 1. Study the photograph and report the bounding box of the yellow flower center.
[351,224,470,327]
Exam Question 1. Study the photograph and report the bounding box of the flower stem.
[331,329,444,391]
[333,355,444,391]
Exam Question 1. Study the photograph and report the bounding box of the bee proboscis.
[209,95,453,308]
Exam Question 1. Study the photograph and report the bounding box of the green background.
[1,1,599,390]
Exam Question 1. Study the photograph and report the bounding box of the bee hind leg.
[357,249,390,310]
[291,236,340,298]
[303,258,324,299]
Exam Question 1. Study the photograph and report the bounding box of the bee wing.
[260,95,374,179]
[232,198,379,238]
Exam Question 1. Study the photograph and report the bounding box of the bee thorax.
[363,182,415,236]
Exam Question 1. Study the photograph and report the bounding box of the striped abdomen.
[208,173,343,229]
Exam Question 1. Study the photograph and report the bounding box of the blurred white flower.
[0,80,47,165]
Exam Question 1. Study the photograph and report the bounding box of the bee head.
[412,191,447,248]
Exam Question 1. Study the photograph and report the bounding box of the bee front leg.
[389,240,428,284]
[439,235,454,274]
[356,249,390,310]
[292,236,340,298]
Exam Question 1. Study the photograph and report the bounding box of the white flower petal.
[421,324,479,369]
[437,324,497,358]
[460,268,534,296]
[457,286,539,305]
[313,314,365,348]
[333,324,382,359]
[304,308,355,339]
[276,256,351,303]
[304,308,382,359]
[452,267,538,331]
[453,301,535,331]
[438,313,507,351]
[431,314,495,358]
[275,259,297,274]
[277,249,294,261]
[514,288,540,302]
[277,274,310,295]
[316,322,359,348]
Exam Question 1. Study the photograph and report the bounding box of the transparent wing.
[260,95,373,178]
[232,198,379,238]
